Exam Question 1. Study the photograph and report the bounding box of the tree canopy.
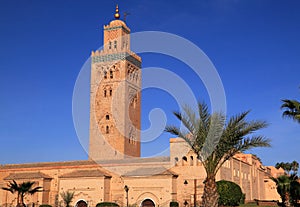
[165,101,270,207]
[60,191,75,207]
[2,180,42,207]
[275,161,299,175]
[271,173,300,207]
[281,99,300,123]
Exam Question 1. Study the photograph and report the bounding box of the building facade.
[0,6,280,207]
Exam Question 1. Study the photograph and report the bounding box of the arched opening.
[190,156,194,166]
[182,156,187,166]
[106,125,109,134]
[174,157,179,165]
[141,199,155,207]
[76,200,87,207]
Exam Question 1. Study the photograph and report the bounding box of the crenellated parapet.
[104,20,130,34]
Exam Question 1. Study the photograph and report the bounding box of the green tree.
[290,178,300,207]
[60,191,75,207]
[281,99,300,123]
[271,174,299,207]
[165,102,270,207]
[275,161,299,175]
[216,180,243,206]
[2,180,42,207]
[271,175,290,207]
[291,161,299,174]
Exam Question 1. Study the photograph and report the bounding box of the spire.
[114,5,120,19]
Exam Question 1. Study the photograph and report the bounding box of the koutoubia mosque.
[0,6,283,207]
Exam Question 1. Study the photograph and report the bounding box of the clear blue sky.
[0,0,299,166]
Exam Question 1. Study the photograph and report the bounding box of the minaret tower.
[89,5,141,160]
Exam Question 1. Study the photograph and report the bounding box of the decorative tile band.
[92,52,141,68]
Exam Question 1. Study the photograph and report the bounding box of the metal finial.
[114,5,120,19]
[123,12,130,22]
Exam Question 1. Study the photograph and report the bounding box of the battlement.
[104,19,130,34]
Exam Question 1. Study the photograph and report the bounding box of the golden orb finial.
[114,4,120,19]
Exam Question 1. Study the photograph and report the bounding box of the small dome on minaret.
[114,5,120,19]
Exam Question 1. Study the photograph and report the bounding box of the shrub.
[216,180,243,206]
[170,201,179,207]
[39,205,52,207]
[240,193,245,204]
[290,180,300,207]
[96,202,119,207]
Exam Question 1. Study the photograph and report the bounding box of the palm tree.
[271,174,299,207]
[275,161,299,175]
[2,180,42,207]
[165,102,270,207]
[276,162,292,175]
[60,191,75,207]
[281,99,300,123]
[271,175,291,207]
[2,180,20,206]
[291,160,299,174]
[290,176,300,207]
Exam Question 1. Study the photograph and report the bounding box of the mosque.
[0,6,282,207]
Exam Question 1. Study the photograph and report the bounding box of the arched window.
[106,126,109,134]
[190,156,194,166]
[109,89,112,96]
[104,90,107,97]
[174,157,179,165]
[108,41,112,49]
[106,115,109,120]
[182,156,188,166]
[110,70,113,79]
[114,40,117,49]
[104,71,107,79]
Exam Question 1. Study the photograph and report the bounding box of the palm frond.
[173,109,195,134]
[281,99,300,123]
[29,187,43,194]
[165,100,270,177]
[236,136,271,152]
[2,187,14,193]
[60,191,75,206]
[200,113,225,161]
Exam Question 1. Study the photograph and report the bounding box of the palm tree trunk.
[20,193,25,207]
[16,193,20,207]
[202,175,219,207]
[284,192,291,207]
